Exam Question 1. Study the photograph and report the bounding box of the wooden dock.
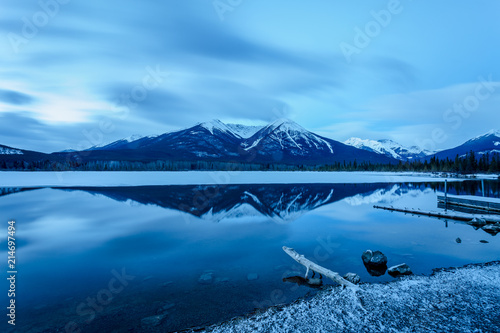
[373,205,500,224]
[437,193,500,214]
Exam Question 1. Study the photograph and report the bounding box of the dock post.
[444,179,448,212]
[482,179,485,197]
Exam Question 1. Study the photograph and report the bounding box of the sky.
[1,0,500,153]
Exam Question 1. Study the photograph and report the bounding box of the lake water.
[1,180,499,332]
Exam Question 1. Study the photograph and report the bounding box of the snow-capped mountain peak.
[469,129,500,141]
[245,118,334,154]
[268,118,306,132]
[344,137,376,148]
[434,128,500,159]
[344,137,434,161]
[486,129,500,137]
[199,119,235,136]
[74,118,393,164]
[344,137,400,159]
[124,134,149,142]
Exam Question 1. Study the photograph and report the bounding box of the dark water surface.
[1,180,499,332]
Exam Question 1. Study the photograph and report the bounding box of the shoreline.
[0,171,497,187]
[193,260,500,333]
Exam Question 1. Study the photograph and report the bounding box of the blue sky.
[1,0,499,153]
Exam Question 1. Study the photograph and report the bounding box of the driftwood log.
[282,246,358,289]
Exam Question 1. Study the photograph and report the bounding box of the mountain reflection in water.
[56,183,415,223]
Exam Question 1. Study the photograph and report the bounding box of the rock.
[479,240,489,243]
[371,251,388,266]
[159,281,173,287]
[362,250,388,276]
[283,276,322,288]
[388,263,413,277]
[307,278,323,286]
[283,276,308,285]
[362,250,387,266]
[482,224,500,236]
[343,273,361,285]
[364,264,387,277]
[455,237,461,243]
[141,314,166,327]
[469,218,487,227]
[361,250,373,265]
[198,272,213,284]
[247,273,259,281]
[156,303,175,315]
[215,277,229,283]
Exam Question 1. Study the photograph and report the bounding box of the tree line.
[1,151,499,173]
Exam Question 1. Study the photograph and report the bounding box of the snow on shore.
[203,262,500,333]
[0,171,486,187]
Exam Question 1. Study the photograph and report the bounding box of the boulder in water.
[198,272,213,284]
[141,314,166,328]
[362,250,388,266]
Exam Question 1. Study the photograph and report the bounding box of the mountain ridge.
[77,118,394,165]
[433,129,500,160]
[344,137,436,161]
[1,121,499,170]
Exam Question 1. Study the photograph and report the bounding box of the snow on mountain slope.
[201,203,264,223]
[199,119,237,137]
[343,185,433,206]
[243,118,334,155]
[0,146,23,155]
[88,134,157,151]
[344,138,400,159]
[434,129,500,160]
[42,118,395,165]
[468,130,500,151]
[469,129,500,142]
[226,123,263,139]
[344,137,434,161]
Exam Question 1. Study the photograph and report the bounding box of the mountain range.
[343,131,500,162]
[0,119,499,169]
[432,130,500,160]
[343,137,435,161]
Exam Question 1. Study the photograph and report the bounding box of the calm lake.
[1,179,499,332]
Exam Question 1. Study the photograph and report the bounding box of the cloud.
[0,112,132,153]
[324,80,500,149]
[0,89,37,105]
[364,57,418,92]
[1,1,499,152]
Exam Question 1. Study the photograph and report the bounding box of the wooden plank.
[437,194,500,213]
[374,205,500,223]
[437,193,500,204]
